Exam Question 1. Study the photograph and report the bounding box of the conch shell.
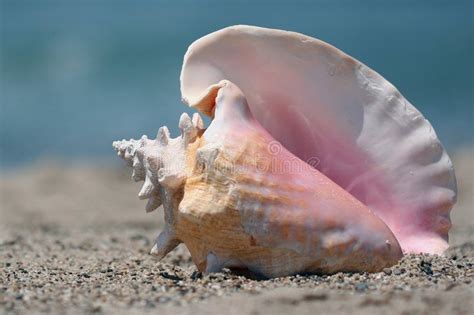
[113,26,456,277]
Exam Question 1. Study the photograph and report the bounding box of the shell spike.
[145,196,162,213]
[192,112,205,130]
[156,126,170,145]
[150,228,181,260]
[138,176,156,200]
[179,112,198,145]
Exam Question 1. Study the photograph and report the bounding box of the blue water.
[1,0,473,168]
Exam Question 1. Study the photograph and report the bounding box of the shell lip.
[182,80,229,118]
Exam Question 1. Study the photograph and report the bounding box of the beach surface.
[1,151,473,314]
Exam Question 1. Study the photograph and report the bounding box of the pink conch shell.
[114,81,402,277]
[180,25,457,255]
[113,25,457,277]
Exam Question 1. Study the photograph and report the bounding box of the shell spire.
[112,113,205,259]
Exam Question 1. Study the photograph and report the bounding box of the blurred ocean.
[1,0,472,168]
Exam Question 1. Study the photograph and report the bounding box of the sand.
[0,151,473,314]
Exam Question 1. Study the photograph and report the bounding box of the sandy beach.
[0,151,472,314]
